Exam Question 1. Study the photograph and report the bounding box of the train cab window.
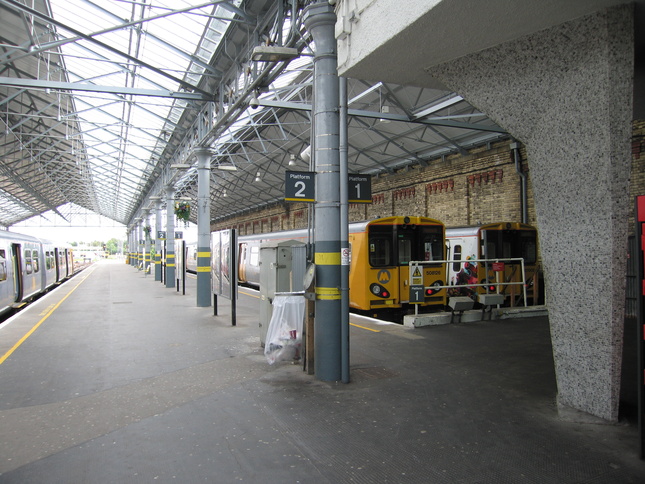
[452,244,462,272]
[502,241,512,259]
[32,249,40,273]
[369,237,392,267]
[398,236,413,265]
[520,232,537,264]
[25,249,32,274]
[419,229,444,265]
[481,229,537,265]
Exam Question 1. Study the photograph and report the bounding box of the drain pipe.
[511,141,528,224]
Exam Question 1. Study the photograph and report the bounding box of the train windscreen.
[369,223,444,267]
[481,229,537,264]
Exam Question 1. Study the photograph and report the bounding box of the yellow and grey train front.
[348,216,447,313]
[446,222,539,306]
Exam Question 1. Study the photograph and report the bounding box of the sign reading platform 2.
[285,171,315,203]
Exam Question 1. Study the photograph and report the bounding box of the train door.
[238,243,247,282]
[366,226,396,308]
[54,248,62,281]
[66,248,74,276]
[417,226,447,305]
[11,244,23,302]
[397,231,414,303]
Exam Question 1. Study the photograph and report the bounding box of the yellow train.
[236,216,447,313]
[445,222,540,306]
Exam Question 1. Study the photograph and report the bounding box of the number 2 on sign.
[295,181,306,197]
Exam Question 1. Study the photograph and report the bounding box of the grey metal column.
[142,209,151,275]
[152,197,163,281]
[165,185,176,288]
[304,3,342,382]
[131,227,136,267]
[339,76,350,384]
[137,218,143,270]
[127,228,133,266]
[194,148,212,307]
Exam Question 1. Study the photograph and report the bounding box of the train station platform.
[0,260,643,483]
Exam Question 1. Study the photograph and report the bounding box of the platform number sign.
[349,174,372,203]
[285,171,315,203]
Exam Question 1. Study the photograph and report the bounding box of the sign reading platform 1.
[348,174,372,203]
[285,171,315,203]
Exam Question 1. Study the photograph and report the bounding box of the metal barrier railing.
[407,257,528,312]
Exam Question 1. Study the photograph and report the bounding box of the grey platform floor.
[0,260,643,483]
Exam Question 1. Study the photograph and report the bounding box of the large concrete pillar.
[194,148,212,307]
[429,5,634,421]
[304,2,343,382]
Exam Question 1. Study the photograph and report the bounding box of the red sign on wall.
[492,262,505,272]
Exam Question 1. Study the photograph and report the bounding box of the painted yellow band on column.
[197,266,210,272]
[316,287,341,300]
[166,254,175,259]
[167,264,175,268]
[197,251,211,257]
[315,252,341,265]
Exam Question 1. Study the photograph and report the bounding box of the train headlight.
[425,280,443,296]
[370,283,390,298]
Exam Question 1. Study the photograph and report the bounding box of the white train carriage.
[0,230,77,315]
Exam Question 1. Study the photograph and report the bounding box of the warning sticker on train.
[410,264,423,285]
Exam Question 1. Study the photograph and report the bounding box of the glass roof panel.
[43,0,233,224]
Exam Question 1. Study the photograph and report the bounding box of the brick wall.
[212,125,642,234]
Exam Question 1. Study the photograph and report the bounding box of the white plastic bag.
[264,295,305,365]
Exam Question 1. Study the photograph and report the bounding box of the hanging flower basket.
[143,225,151,237]
[175,201,190,222]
